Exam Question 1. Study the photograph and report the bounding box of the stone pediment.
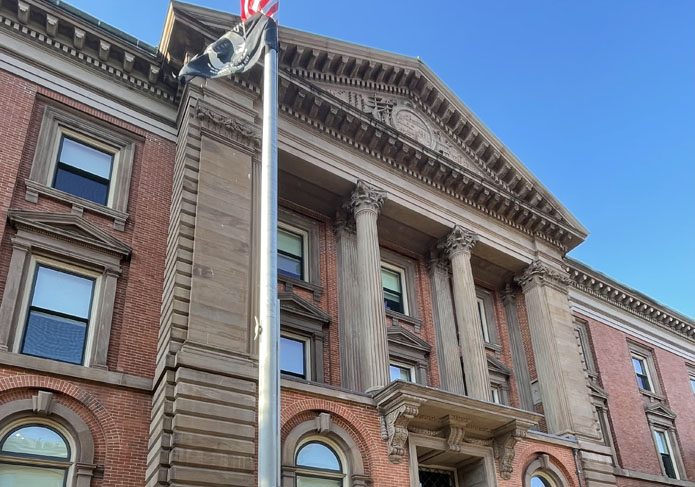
[164,2,589,251]
[387,325,431,354]
[278,291,331,324]
[645,402,676,421]
[487,355,511,376]
[8,209,131,258]
[588,381,609,400]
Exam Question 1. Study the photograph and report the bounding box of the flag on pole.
[178,12,271,83]
[241,0,279,23]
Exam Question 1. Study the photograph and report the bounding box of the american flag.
[241,0,278,23]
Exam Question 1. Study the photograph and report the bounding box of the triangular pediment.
[387,325,431,354]
[588,381,609,399]
[164,2,589,251]
[487,355,511,376]
[278,292,331,324]
[8,210,131,258]
[645,402,677,421]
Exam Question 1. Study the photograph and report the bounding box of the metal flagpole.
[257,18,280,487]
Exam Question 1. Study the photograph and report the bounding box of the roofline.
[46,0,158,55]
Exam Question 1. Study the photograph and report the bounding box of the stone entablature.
[0,0,176,102]
[566,258,695,341]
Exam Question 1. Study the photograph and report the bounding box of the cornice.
[566,258,695,342]
[0,1,177,104]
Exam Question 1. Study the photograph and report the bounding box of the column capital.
[515,259,572,292]
[349,180,386,216]
[440,225,478,258]
[333,208,356,237]
[426,254,450,275]
[501,283,516,306]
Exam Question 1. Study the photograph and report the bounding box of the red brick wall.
[0,69,175,485]
[578,310,695,480]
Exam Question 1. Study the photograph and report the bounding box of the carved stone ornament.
[515,259,573,291]
[195,105,261,145]
[349,180,387,216]
[493,424,528,480]
[333,207,356,236]
[393,104,433,146]
[379,395,421,464]
[441,415,469,452]
[439,225,478,258]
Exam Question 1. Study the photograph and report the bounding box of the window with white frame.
[280,332,310,380]
[19,262,98,365]
[632,355,652,392]
[277,223,308,281]
[687,366,695,395]
[0,421,72,486]
[490,385,502,404]
[27,106,136,230]
[475,287,499,346]
[389,361,415,383]
[381,263,408,315]
[295,440,346,486]
[476,297,490,343]
[627,342,660,395]
[653,429,678,479]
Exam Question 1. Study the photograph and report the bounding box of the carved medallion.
[393,105,433,146]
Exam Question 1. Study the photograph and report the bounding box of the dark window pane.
[54,167,109,205]
[22,310,87,364]
[32,267,93,319]
[59,137,112,179]
[419,468,456,487]
[384,292,403,313]
[280,336,305,377]
[662,453,677,479]
[278,254,303,280]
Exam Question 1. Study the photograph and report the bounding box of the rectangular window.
[277,227,305,280]
[53,135,114,206]
[476,297,490,343]
[632,355,652,392]
[690,376,695,394]
[21,265,95,365]
[280,335,308,379]
[381,264,407,314]
[654,429,678,479]
[389,362,413,383]
[490,386,501,404]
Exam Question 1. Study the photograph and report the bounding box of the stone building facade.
[0,1,692,487]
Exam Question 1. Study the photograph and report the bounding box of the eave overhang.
[566,257,695,341]
[374,381,539,478]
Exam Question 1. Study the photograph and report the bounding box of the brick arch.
[519,448,578,487]
[281,399,375,476]
[0,374,121,461]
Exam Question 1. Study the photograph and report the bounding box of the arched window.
[0,423,71,486]
[296,440,345,486]
[524,454,568,487]
[530,472,555,487]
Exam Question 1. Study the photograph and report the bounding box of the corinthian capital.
[349,180,387,216]
[515,259,572,292]
[440,225,478,258]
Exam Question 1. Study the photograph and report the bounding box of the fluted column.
[350,181,390,393]
[427,255,466,395]
[516,260,599,438]
[334,210,361,390]
[501,284,534,411]
[441,226,490,400]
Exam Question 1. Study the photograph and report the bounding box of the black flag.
[178,13,271,83]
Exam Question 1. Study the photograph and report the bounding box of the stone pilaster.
[334,209,361,391]
[515,260,600,439]
[349,180,390,393]
[501,284,534,411]
[427,255,466,395]
[440,225,490,400]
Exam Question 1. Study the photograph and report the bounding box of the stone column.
[334,210,361,390]
[441,226,490,400]
[427,255,466,395]
[349,181,390,393]
[501,284,534,411]
[515,260,599,438]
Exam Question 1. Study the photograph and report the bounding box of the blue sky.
[67,1,695,317]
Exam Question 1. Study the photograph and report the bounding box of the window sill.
[0,350,151,391]
[386,309,422,333]
[639,388,665,402]
[25,179,128,231]
[614,467,694,486]
[279,274,323,301]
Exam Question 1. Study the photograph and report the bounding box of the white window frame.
[490,385,502,404]
[630,352,654,393]
[477,296,490,343]
[280,330,311,380]
[389,359,416,383]
[277,222,309,283]
[690,376,695,395]
[295,435,348,484]
[652,427,679,480]
[381,261,409,315]
[12,256,102,367]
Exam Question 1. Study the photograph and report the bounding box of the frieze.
[195,105,261,147]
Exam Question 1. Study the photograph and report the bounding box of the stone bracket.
[493,420,532,480]
[441,415,469,452]
[379,394,422,464]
